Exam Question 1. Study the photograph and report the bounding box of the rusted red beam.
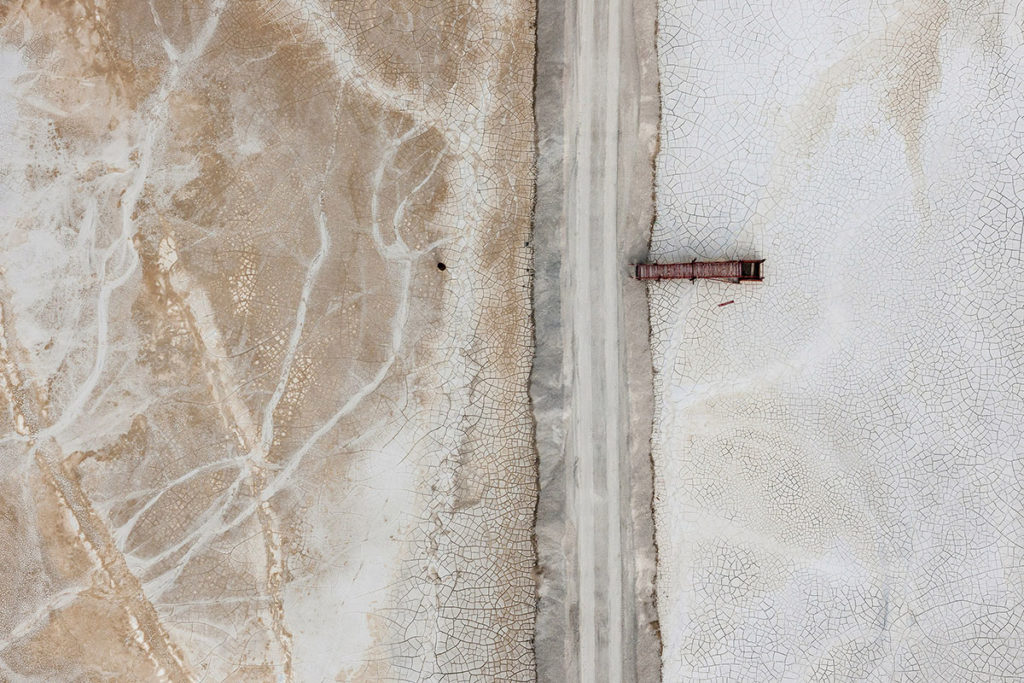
[634,259,764,283]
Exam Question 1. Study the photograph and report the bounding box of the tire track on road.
[567,0,624,678]
[534,0,661,676]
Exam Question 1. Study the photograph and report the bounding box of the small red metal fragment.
[718,300,734,307]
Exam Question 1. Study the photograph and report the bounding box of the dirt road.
[532,0,660,678]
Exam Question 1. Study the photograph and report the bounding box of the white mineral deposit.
[651,0,1024,679]
[2,0,1022,681]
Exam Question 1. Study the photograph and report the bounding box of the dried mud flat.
[651,0,1024,679]
[0,1,534,680]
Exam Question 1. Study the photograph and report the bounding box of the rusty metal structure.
[634,259,764,283]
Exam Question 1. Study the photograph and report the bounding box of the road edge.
[618,0,663,679]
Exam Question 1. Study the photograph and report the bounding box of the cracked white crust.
[652,0,1024,679]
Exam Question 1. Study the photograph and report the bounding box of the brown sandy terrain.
[0,0,535,679]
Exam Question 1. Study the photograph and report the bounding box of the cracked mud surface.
[0,0,534,680]
[651,0,1024,679]
[6,0,1024,680]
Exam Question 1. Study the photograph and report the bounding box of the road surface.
[532,0,660,678]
